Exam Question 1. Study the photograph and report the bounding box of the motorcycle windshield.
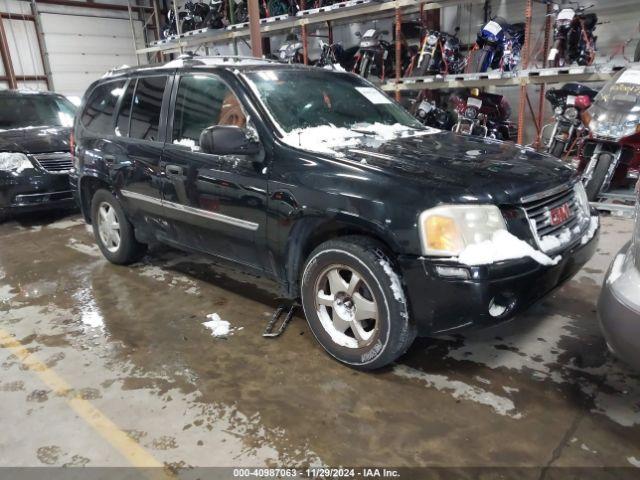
[589,69,640,139]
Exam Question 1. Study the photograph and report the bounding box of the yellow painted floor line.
[0,328,172,477]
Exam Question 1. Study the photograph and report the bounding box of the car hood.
[336,131,576,205]
[0,126,71,154]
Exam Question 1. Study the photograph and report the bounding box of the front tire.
[549,139,567,159]
[300,236,416,370]
[584,156,611,201]
[91,189,146,264]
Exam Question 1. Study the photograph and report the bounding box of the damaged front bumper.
[398,221,600,336]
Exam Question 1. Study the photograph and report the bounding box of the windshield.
[594,69,640,111]
[244,69,422,132]
[0,94,76,130]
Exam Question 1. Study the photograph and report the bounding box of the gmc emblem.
[550,203,571,226]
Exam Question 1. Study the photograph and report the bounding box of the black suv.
[72,56,599,369]
[0,90,77,221]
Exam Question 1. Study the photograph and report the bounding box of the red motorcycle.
[579,66,640,200]
[451,88,518,141]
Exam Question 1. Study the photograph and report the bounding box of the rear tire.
[584,156,611,201]
[470,47,491,73]
[91,189,146,264]
[300,236,416,370]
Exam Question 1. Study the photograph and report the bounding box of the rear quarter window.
[80,80,126,135]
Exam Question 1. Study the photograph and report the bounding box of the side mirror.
[199,126,260,157]
[354,31,361,37]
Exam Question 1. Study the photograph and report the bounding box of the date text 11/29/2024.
[232,467,400,478]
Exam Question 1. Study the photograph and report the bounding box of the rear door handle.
[165,164,183,178]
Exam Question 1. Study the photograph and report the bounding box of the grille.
[521,185,580,239]
[31,152,73,173]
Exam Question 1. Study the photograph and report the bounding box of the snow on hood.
[457,230,560,266]
[280,123,437,156]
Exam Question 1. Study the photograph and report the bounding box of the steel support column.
[517,0,532,145]
[534,1,553,149]
[248,0,262,57]
[0,16,16,89]
[29,1,53,90]
[301,23,308,65]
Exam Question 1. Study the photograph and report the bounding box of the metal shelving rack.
[132,0,637,213]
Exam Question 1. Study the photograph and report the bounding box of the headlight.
[564,106,578,120]
[0,152,32,173]
[427,34,438,45]
[419,205,506,256]
[573,181,590,217]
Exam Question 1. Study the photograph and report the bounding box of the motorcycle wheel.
[584,155,611,201]
[470,48,491,73]
[549,140,566,159]
[358,54,372,78]
[413,53,431,77]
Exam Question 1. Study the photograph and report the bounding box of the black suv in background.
[72,56,599,369]
[0,90,77,221]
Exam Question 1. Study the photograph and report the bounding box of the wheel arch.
[283,215,401,299]
[78,173,111,223]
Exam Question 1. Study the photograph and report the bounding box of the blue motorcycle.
[468,17,525,73]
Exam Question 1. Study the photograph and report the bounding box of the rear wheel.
[584,155,612,201]
[91,189,146,264]
[469,47,492,73]
[300,236,416,370]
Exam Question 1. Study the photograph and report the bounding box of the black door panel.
[161,73,268,269]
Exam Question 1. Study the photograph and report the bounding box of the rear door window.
[81,80,126,135]
[129,76,168,142]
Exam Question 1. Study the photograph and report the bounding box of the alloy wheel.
[314,264,379,349]
[97,202,121,253]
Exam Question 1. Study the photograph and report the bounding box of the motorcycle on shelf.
[276,33,304,63]
[407,27,465,77]
[202,0,227,29]
[415,96,455,130]
[578,68,640,200]
[261,0,299,18]
[547,1,598,67]
[452,88,517,141]
[542,83,598,159]
[352,28,395,80]
[468,17,525,73]
[316,40,347,69]
[163,0,225,37]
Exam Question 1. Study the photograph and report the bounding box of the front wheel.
[469,47,492,73]
[549,139,567,159]
[300,236,416,370]
[91,189,146,264]
[584,155,612,201]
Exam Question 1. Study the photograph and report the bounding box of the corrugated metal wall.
[0,0,147,97]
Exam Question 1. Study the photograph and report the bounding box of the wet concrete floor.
[0,212,639,472]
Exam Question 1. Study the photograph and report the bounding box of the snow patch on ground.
[48,218,84,230]
[580,443,598,454]
[66,238,103,258]
[628,457,640,468]
[393,364,522,419]
[202,313,242,338]
[457,230,560,266]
